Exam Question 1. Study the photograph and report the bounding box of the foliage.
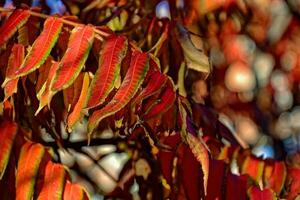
[0,0,299,200]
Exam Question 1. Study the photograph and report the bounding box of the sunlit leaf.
[263,160,286,195]
[37,161,66,200]
[16,142,45,200]
[51,25,94,91]
[0,9,30,48]
[88,51,149,134]
[241,155,264,183]
[2,44,24,101]
[87,35,127,109]
[63,180,89,200]
[12,17,63,79]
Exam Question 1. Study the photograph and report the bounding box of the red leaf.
[186,134,209,196]
[0,120,18,179]
[132,71,167,108]
[0,9,30,48]
[63,180,89,200]
[14,17,63,78]
[63,73,84,113]
[226,173,248,200]
[52,25,94,91]
[2,44,24,100]
[35,62,60,115]
[248,186,277,200]
[206,159,226,199]
[37,161,66,200]
[36,57,53,93]
[285,167,300,200]
[142,80,176,120]
[87,35,128,109]
[88,51,149,134]
[16,142,45,200]
[263,160,286,195]
[178,144,205,199]
[158,133,181,186]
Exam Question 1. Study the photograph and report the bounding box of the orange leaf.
[263,160,286,195]
[37,161,66,200]
[63,73,84,113]
[2,44,24,101]
[63,180,89,200]
[241,155,264,183]
[36,57,53,93]
[16,142,45,200]
[88,51,149,134]
[13,17,63,79]
[51,25,94,91]
[0,120,18,179]
[87,35,128,109]
[67,72,90,131]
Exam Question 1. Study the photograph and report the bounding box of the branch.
[42,137,131,150]
[0,7,110,41]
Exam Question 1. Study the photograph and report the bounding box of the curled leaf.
[176,23,210,74]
